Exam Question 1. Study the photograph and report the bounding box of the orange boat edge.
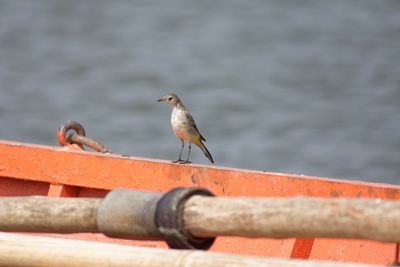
[0,139,399,265]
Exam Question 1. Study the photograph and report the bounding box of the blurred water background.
[0,0,399,184]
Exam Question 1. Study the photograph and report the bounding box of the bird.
[157,93,214,164]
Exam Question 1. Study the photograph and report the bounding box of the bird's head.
[157,93,182,107]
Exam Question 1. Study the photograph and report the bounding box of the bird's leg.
[183,142,192,164]
[173,141,185,163]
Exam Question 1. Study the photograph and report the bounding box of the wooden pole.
[1,193,400,243]
[184,196,400,242]
[0,196,100,232]
[0,233,373,267]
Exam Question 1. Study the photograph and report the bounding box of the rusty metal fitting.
[58,121,112,153]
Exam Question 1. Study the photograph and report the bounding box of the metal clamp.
[155,187,216,250]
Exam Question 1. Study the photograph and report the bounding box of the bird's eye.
[168,97,173,101]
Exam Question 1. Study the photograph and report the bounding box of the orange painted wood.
[309,239,397,265]
[291,238,315,259]
[48,184,80,197]
[0,177,49,196]
[1,140,400,265]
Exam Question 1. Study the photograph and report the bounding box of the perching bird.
[158,93,214,164]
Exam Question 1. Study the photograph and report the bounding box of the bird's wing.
[185,110,206,141]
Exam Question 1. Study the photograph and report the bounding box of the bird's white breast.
[171,107,192,141]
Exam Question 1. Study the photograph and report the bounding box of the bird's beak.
[157,99,163,102]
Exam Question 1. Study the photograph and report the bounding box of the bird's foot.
[172,159,191,164]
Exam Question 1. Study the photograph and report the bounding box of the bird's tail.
[196,140,214,164]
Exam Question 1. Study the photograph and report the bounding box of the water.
[0,0,399,184]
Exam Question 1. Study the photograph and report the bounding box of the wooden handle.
[184,196,400,242]
[1,192,400,243]
[0,233,372,267]
[0,196,100,232]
